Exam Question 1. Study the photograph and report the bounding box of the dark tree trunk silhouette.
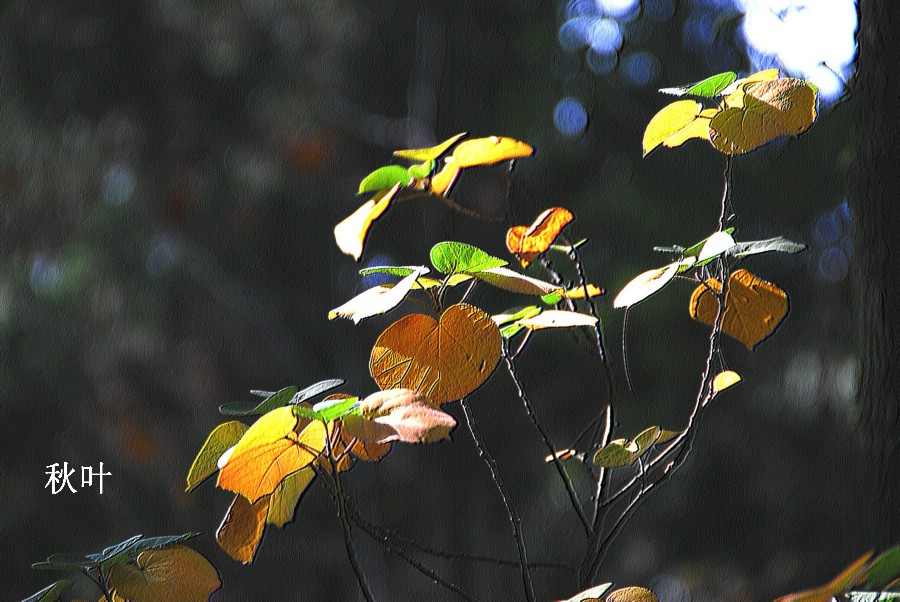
[850,0,900,548]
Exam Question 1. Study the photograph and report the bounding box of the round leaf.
[605,586,659,602]
[107,546,221,602]
[642,100,704,157]
[370,303,501,405]
[712,371,742,396]
[430,241,507,275]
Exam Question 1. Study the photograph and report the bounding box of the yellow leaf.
[216,494,270,564]
[394,132,467,162]
[720,68,781,99]
[642,100,703,157]
[517,310,598,330]
[689,268,789,350]
[710,78,817,155]
[410,273,472,290]
[606,586,659,602]
[217,407,326,503]
[430,163,462,196]
[267,467,315,527]
[329,266,429,324]
[107,546,221,602]
[557,583,613,602]
[774,551,873,602]
[593,427,662,468]
[712,370,742,395]
[545,449,576,463]
[563,284,604,299]
[370,303,501,405]
[185,421,248,492]
[446,136,534,168]
[334,183,402,261]
[476,266,563,296]
[506,207,575,267]
[613,262,680,309]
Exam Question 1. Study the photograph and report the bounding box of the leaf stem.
[460,397,535,602]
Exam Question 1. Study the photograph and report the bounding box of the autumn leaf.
[563,284,604,299]
[107,546,221,602]
[711,370,742,399]
[358,165,411,195]
[506,207,575,267]
[217,407,327,503]
[593,427,662,468]
[370,303,501,405]
[613,262,681,309]
[185,421,248,492]
[334,183,402,261]
[689,268,789,350]
[394,132,467,162]
[642,100,707,156]
[557,583,612,602]
[216,494,270,564]
[719,68,781,97]
[22,580,73,602]
[341,413,393,461]
[710,77,818,155]
[517,310,598,330]
[774,551,873,602]
[430,163,462,196]
[267,468,316,527]
[445,136,534,167]
[475,266,562,296]
[606,586,659,602]
[355,389,457,443]
[328,266,429,324]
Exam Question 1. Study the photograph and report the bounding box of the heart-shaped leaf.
[370,303,501,405]
[430,241,507,275]
[107,545,221,602]
[606,586,659,602]
[643,100,707,157]
[335,183,401,261]
[186,421,248,492]
[689,268,789,350]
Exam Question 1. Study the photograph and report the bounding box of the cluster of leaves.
[27,533,219,602]
[334,133,535,260]
[186,382,457,563]
[643,69,818,156]
[776,546,900,601]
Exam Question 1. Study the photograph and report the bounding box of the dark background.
[0,1,865,600]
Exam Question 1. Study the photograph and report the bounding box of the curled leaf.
[186,421,249,492]
[613,262,680,309]
[430,163,462,196]
[446,136,534,167]
[689,269,789,350]
[660,71,737,97]
[357,389,457,443]
[329,266,429,324]
[774,551,873,602]
[394,132,467,162]
[370,303,501,405]
[557,583,613,602]
[506,207,575,267]
[335,183,401,261]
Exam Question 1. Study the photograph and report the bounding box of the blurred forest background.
[1,1,866,600]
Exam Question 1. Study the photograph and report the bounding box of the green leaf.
[680,227,736,258]
[866,545,900,590]
[845,593,900,602]
[312,396,360,422]
[22,580,73,602]
[292,405,322,421]
[407,160,435,180]
[32,553,98,572]
[359,266,423,277]
[660,71,737,97]
[97,534,144,562]
[728,237,807,258]
[492,306,543,328]
[101,533,199,571]
[219,386,299,416]
[541,291,563,305]
[358,165,411,195]
[430,241,507,276]
[186,421,249,492]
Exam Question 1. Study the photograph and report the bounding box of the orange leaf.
[357,389,457,443]
[217,407,326,503]
[216,494,270,564]
[606,586,659,602]
[446,136,534,167]
[430,163,462,196]
[774,551,874,602]
[370,303,501,405]
[334,183,401,261]
[506,207,575,267]
[341,413,393,461]
[689,268,789,350]
[564,284,604,299]
[107,546,221,602]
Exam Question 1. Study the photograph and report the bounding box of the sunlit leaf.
[217,408,327,503]
[356,389,457,443]
[475,266,562,296]
[219,386,299,416]
[102,534,199,572]
[394,132,467,162]
[642,100,707,157]
[506,207,575,268]
[358,165,411,195]
[564,284,605,299]
[446,136,534,167]
[696,231,736,265]
[267,468,315,528]
[728,237,807,258]
[430,163,462,196]
[370,303,501,405]
[660,71,737,97]
[22,580,73,602]
[328,266,429,324]
[689,269,789,350]
[407,160,435,180]
[774,551,873,602]
[107,546,221,602]
[341,413,393,461]
[545,449,577,462]
[186,421,248,492]
[517,310,597,330]
[312,394,360,422]
[865,545,900,590]
[710,78,818,155]
[410,273,473,290]
[845,593,900,602]
[712,371,742,397]
[493,306,543,328]
[430,241,507,275]
[216,494,269,564]
[606,586,659,602]
[593,427,661,468]
[613,262,680,309]
[335,183,402,261]
[674,227,736,259]
[720,68,781,97]
[557,583,613,602]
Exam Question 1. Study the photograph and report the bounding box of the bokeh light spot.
[554,97,588,137]
[622,52,661,86]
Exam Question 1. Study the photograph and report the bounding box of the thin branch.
[503,348,592,536]
[84,568,113,602]
[719,154,734,229]
[460,397,535,602]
